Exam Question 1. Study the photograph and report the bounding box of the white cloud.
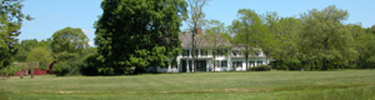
[81,28,95,47]
[88,41,95,47]
[81,29,93,35]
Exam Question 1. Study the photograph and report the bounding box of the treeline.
[12,27,96,76]
[2,0,375,77]
[230,5,375,71]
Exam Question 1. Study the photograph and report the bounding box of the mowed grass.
[1,70,375,100]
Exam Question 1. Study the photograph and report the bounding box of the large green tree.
[0,0,32,69]
[300,5,356,70]
[93,0,187,74]
[51,27,89,75]
[51,27,89,61]
[265,12,303,70]
[230,9,270,70]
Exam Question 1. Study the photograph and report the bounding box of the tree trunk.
[213,36,217,72]
[245,29,249,71]
[322,58,327,70]
[322,37,329,70]
[192,27,196,72]
[213,55,216,72]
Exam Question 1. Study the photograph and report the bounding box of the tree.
[0,0,32,69]
[369,25,375,34]
[93,0,187,75]
[186,0,209,72]
[51,27,89,75]
[51,27,88,61]
[349,24,375,69]
[14,39,40,62]
[300,5,356,70]
[265,12,303,70]
[230,9,270,70]
[26,47,53,70]
[204,19,230,71]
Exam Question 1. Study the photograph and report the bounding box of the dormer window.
[183,49,190,57]
[256,51,261,56]
[201,49,208,56]
[233,50,242,56]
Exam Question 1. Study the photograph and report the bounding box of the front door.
[181,59,187,72]
[196,60,207,72]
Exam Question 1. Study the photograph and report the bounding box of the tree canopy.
[204,19,230,71]
[92,0,187,75]
[299,5,356,70]
[51,27,89,75]
[186,0,209,72]
[51,27,88,56]
[26,46,53,70]
[0,0,32,69]
[230,9,270,70]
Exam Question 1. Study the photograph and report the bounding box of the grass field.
[1,70,375,100]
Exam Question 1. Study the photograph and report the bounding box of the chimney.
[196,27,202,34]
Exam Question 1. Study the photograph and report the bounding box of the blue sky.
[19,0,375,46]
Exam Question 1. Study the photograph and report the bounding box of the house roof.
[231,44,262,50]
[179,33,231,49]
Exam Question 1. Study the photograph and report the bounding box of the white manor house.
[153,33,270,73]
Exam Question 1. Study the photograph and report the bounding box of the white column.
[206,60,209,72]
[168,60,171,72]
[186,60,189,72]
[192,60,195,72]
[198,49,200,57]
[189,49,191,57]
[177,58,181,72]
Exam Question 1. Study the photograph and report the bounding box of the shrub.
[80,55,99,76]
[251,65,271,71]
[0,64,23,79]
[80,55,117,76]
[98,67,115,75]
[53,59,84,76]
[284,58,301,70]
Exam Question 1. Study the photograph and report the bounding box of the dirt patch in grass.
[158,88,269,94]
[157,83,375,94]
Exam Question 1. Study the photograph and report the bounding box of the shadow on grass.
[0,89,10,100]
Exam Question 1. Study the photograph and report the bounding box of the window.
[232,62,236,68]
[257,61,263,65]
[222,49,227,56]
[215,49,226,56]
[232,61,242,68]
[256,51,261,56]
[221,60,227,68]
[213,49,218,55]
[237,61,242,67]
[249,61,255,67]
[233,50,242,56]
[215,61,220,68]
[194,49,199,56]
[183,49,189,57]
[201,49,208,56]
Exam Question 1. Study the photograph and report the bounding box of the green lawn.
[1,70,375,100]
